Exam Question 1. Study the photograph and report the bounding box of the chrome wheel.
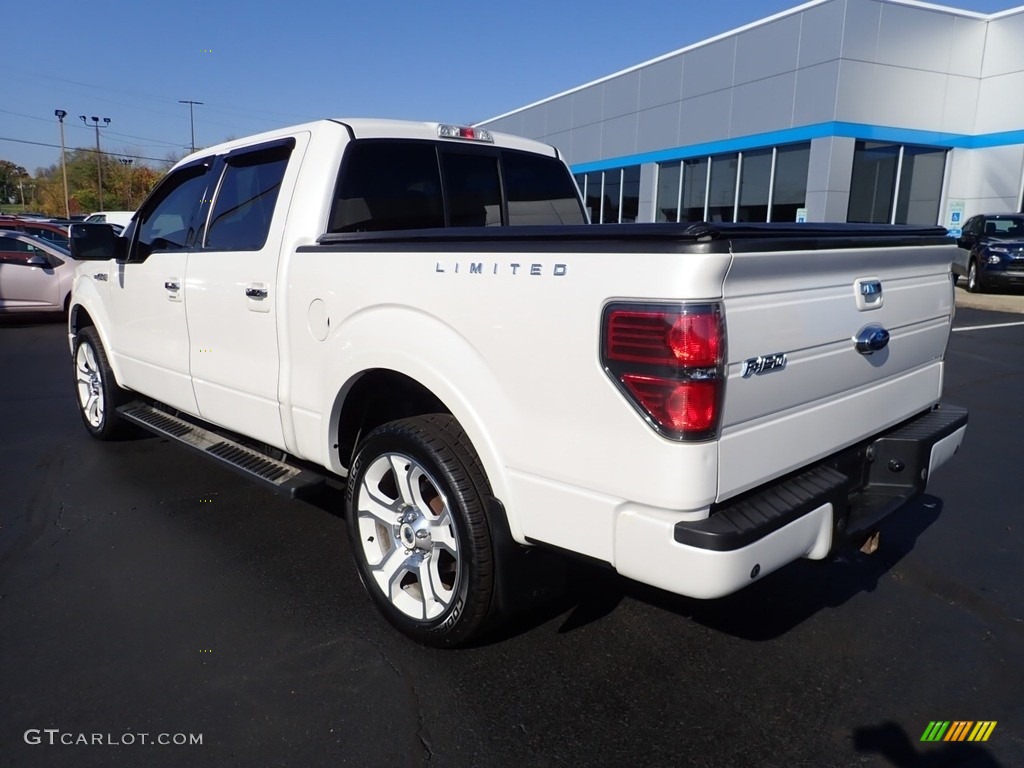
[72,327,129,440]
[345,414,496,646]
[967,260,981,293]
[75,340,105,428]
[355,452,461,621]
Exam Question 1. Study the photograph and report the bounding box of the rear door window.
[205,141,293,250]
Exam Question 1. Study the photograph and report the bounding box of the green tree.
[0,160,30,210]
[24,145,164,215]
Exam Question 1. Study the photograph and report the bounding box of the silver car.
[0,231,78,314]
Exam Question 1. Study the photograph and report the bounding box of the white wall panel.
[964,146,1024,211]
[975,71,1024,133]
[546,96,574,135]
[982,10,1024,78]
[602,113,639,159]
[734,16,801,85]
[603,72,641,120]
[939,75,979,135]
[949,16,987,78]
[731,72,797,135]
[793,60,840,125]
[798,0,845,69]
[876,3,955,72]
[679,90,733,145]
[487,113,523,138]
[841,0,882,62]
[572,86,604,128]
[521,106,546,140]
[681,39,736,99]
[837,62,947,128]
[638,56,684,111]
[636,102,683,154]
[569,123,603,164]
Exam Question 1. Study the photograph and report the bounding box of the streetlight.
[119,158,134,207]
[80,114,111,210]
[54,110,70,218]
[179,100,203,153]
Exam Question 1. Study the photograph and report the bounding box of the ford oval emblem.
[855,325,890,355]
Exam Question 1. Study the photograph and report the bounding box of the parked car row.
[0,211,134,315]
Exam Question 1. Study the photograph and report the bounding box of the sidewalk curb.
[954,286,1024,314]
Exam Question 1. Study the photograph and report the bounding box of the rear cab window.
[328,140,585,234]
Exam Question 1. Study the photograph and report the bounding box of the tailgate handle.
[855,325,890,355]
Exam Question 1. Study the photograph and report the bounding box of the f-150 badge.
[742,353,787,377]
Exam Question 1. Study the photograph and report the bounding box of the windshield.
[983,216,1024,237]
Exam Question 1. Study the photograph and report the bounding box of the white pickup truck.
[67,118,967,646]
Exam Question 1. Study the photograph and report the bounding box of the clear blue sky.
[2,0,1018,175]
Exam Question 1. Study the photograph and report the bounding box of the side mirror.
[69,223,126,261]
[26,253,51,267]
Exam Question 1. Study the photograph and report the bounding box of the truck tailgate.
[718,239,955,501]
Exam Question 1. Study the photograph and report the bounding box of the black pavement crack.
[374,641,433,766]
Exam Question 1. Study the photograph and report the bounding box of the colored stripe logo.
[921,721,997,742]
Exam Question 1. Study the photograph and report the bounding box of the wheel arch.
[324,363,522,543]
[67,285,125,386]
[334,368,451,471]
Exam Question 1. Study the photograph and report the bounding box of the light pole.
[80,115,111,210]
[54,110,70,218]
[179,100,203,153]
[119,158,134,207]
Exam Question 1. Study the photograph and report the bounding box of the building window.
[737,148,772,222]
[604,169,621,224]
[707,154,738,223]
[772,143,810,223]
[577,166,640,223]
[621,166,640,223]
[656,142,809,224]
[895,146,946,226]
[584,172,602,223]
[681,157,708,222]
[848,142,899,224]
[848,141,947,225]
[656,163,680,222]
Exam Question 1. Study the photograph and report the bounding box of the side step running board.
[117,401,327,499]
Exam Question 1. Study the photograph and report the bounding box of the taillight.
[602,303,725,440]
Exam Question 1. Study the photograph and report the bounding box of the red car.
[0,217,71,249]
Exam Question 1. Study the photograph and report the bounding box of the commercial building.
[478,0,1024,234]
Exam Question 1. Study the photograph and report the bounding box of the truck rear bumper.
[613,404,968,600]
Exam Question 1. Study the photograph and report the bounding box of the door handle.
[165,281,180,291]
[245,287,268,299]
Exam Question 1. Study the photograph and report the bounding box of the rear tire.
[72,327,131,440]
[345,414,495,647]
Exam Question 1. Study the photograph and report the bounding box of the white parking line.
[952,320,1024,333]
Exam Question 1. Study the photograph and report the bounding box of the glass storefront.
[657,142,810,224]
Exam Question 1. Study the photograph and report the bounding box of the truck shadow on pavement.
[305,482,948,646]
[520,495,946,644]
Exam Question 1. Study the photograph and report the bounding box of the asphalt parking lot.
[2,303,1022,768]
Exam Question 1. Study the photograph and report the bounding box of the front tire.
[345,414,495,647]
[73,327,130,440]
[967,259,984,293]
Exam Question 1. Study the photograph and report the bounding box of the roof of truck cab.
[176,118,561,168]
